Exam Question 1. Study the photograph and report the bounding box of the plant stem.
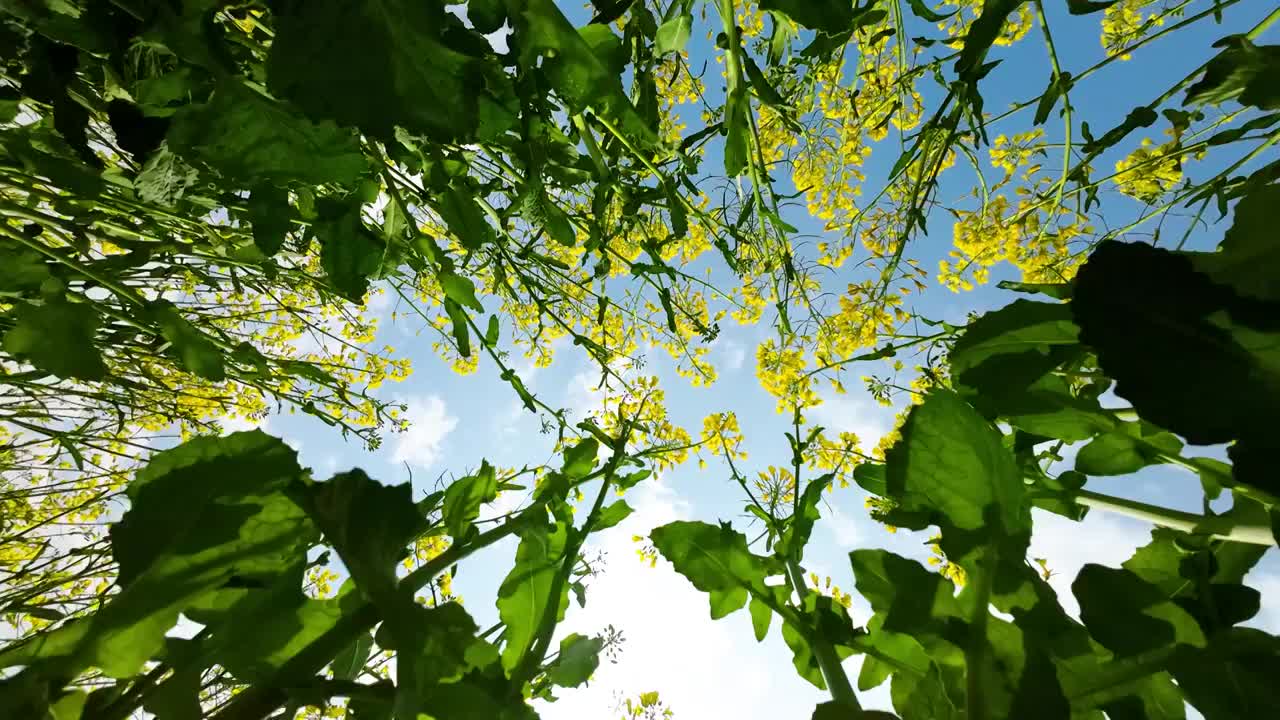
[1074,489,1273,545]
[783,558,861,710]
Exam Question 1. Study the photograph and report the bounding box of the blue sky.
[234,3,1280,716]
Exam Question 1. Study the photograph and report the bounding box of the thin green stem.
[1074,489,1273,546]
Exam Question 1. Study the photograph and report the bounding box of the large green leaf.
[1194,183,1280,301]
[0,432,314,678]
[193,573,349,685]
[268,0,514,142]
[1169,628,1280,720]
[1073,564,1206,657]
[1185,37,1280,110]
[1072,240,1280,446]
[302,470,421,602]
[545,633,602,688]
[883,390,1028,534]
[759,0,858,34]
[152,300,225,381]
[849,550,962,641]
[517,0,657,148]
[1074,421,1183,476]
[167,81,367,185]
[442,461,498,540]
[3,296,107,381]
[314,198,385,303]
[650,521,778,620]
[496,521,570,672]
[949,299,1081,418]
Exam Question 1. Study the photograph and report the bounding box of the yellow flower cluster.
[807,572,855,609]
[755,338,819,413]
[927,533,967,586]
[939,0,1035,48]
[620,690,674,720]
[1101,0,1167,60]
[808,430,865,489]
[632,535,660,568]
[1114,137,1183,203]
[939,191,1090,291]
[700,412,748,462]
[754,465,796,506]
[989,130,1046,176]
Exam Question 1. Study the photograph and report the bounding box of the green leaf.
[0,432,313,678]
[496,521,570,671]
[468,0,507,34]
[3,296,107,381]
[546,633,602,688]
[723,89,749,177]
[442,461,499,540]
[759,0,856,34]
[519,0,656,148]
[849,549,961,638]
[891,664,961,720]
[650,521,776,619]
[906,0,955,22]
[302,470,421,602]
[949,299,1080,412]
[1071,241,1280,467]
[436,187,495,251]
[142,645,200,719]
[997,374,1109,443]
[748,593,772,642]
[332,632,375,681]
[593,500,633,531]
[379,601,500,700]
[884,390,1028,534]
[562,438,600,480]
[444,299,472,358]
[484,315,500,346]
[1169,628,1280,720]
[780,476,826,559]
[1073,564,1206,657]
[195,575,348,685]
[1065,0,1120,14]
[655,13,692,55]
[134,143,198,207]
[269,0,515,142]
[1074,422,1183,476]
[1194,183,1280,301]
[152,300,226,381]
[48,691,87,720]
[439,272,485,313]
[1185,37,1280,110]
[315,199,384,303]
[0,246,51,293]
[167,81,366,185]
[852,463,888,497]
[247,184,292,257]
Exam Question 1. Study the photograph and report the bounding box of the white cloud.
[390,395,458,469]
[808,390,894,449]
[717,338,747,372]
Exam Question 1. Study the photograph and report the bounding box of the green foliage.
[268,0,512,143]
[2,295,107,380]
[167,81,368,185]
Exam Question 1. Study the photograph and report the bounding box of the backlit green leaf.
[442,461,499,540]
[168,81,366,185]
[269,0,514,142]
[3,296,106,380]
